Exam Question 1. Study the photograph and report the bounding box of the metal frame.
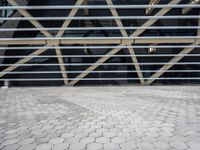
[146,12,200,84]
[1,54,200,58]
[0,0,86,84]
[70,0,184,85]
[0,4,200,9]
[0,0,199,85]
[1,70,200,74]
[1,15,200,21]
[1,45,200,50]
[1,62,200,67]
[1,26,200,32]
[0,78,200,81]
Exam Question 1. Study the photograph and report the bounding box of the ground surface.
[0,86,200,150]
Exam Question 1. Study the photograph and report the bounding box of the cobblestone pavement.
[0,86,200,150]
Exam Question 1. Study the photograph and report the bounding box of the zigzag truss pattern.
[0,0,199,85]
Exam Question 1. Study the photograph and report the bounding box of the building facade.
[0,0,200,86]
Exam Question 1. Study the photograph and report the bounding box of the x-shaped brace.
[2,0,194,85]
[70,0,182,85]
[0,0,86,85]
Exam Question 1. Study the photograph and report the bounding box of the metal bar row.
[1,54,200,58]
[0,45,199,50]
[1,62,200,66]
[1,26,200,32]
[0,70,200,74]
[0,15,200,21]
[1,36,199,40]
[0,78,199,81]
[0,37,198,45]
[0,4,199,10]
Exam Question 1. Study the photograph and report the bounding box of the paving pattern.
[0,86,200,150]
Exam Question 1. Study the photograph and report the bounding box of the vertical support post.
[2,80,9,89]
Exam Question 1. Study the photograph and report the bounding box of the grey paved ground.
[0,86,200,150]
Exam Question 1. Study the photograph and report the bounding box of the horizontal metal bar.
[1,70,200,74]
[1,62,200,66]
[1,26,200,32]
[0,15,200,21]
[0,5,199,10]
[0,45,199,50]
[1,54,200,58]
[0,38,197,45]
[1,36,199,41]
[0,78,199,81]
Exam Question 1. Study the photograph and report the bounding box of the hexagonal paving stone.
[35,143,53,150]
[153,142,170,150]
[2,138,19,146]
[70,142,86,150]
[104,143,120,150]
[4,134,18,140]
[18,138,35,145]
[74,133,88,140]
[145,132,159,137]
[80,137,95,144]
[159,131,174,137]
[4,130,18,135]
[96,128,109,133]
[141,136,157,143]
[120,142,137,150]
[103,132,117,138]
[1,144,20,150]
[96,137,110,144]
[49,138,64,145]
[34,137,51,145]
[111,137,126,143]
[89,132,102,138]
[171,136,189,143]
[137,142,155,150]
[61,133,74,138]
[18,144,36,150]
[87,143,103,150]
[1,86,200,150]
[64,137,80,145]
[84,128,96,133]
[161,127,174,132]
[170,141,189,150]
[52,143,69,150]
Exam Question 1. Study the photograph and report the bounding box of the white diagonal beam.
[69,0,181,85]
[70,47,122,85]
[7,0,52,37]
[0,47,48,78]
[131,0,182,37]
[106,0,145,84]
[56,0,86,37]
[182,0,200,14]
[145,46,197,84]
[128,48,145,84]
[146,13,200,84]
[55,0,86,84]
[56,47,68,85]
[83,0,89,16]
[106,0,127,37]
[146,0,160,15]
[5,0,68,84]
[55,47,68,84]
